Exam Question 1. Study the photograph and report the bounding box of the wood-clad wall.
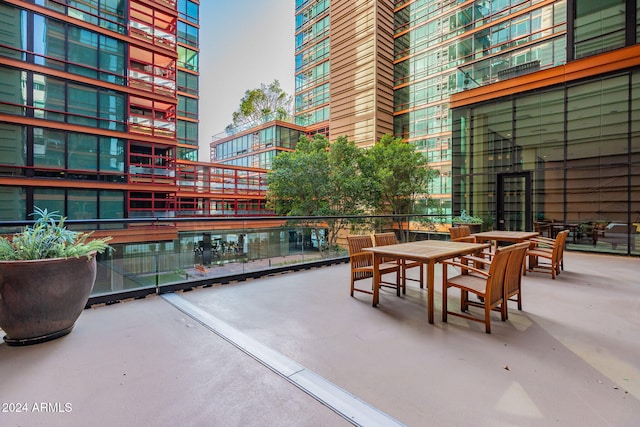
[329,0,395,147]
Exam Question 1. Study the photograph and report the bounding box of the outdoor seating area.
[355,229,577,334]
[1,249,639,426]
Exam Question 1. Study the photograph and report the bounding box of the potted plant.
[452,210,484,233]
[0,207,111,346]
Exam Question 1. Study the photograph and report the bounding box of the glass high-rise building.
[0,1,268,226]
[295,0,640,255]
[0,0,200,222]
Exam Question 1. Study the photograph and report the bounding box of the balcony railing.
[0,215,450,306]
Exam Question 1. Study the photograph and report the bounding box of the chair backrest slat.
[486,245,512,304]
[374,232,398,247]
[503,242,530,296]
[347,235,374,275]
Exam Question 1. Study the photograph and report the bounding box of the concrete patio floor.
[1,250,640,426]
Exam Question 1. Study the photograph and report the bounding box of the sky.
[198,1,296,161]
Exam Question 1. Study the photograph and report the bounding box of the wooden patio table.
[364,240,490,324]
[472,230,539,251]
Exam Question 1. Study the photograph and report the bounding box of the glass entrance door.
[497,172,531,231]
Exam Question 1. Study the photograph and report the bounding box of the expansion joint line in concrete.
[162,293,405,427]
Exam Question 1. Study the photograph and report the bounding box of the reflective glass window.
[177,121,198,145]
[68,26,99,78]
[574,0,625,59]
[178,0,199,24]
[33,127,65,169]
[515,90,565,170]
[178,46,198,71]
[177,70,198,95]
[0,67,26,115]
[68,0,99,26]
[67,84,98,127]
[34,74,66,122]
[99,137,125,173]
[0,123,26,167]
[178,21,198,46]
[99,90,125,131]
[33,188,65,215]
[68,189,97,220]
[99,190,124,219]
[178,95,198,119]
[567,76,628,163]
[0,186,26,220]
[99,35,125,84]
[68,133,98,171]
[34,15,65,69]
[0,3,24,60]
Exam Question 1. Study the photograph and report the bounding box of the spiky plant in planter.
[452,209,484,233]
[0,207,112,346]
[0,207,110,260]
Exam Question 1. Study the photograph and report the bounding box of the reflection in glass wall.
[453,71,640,255]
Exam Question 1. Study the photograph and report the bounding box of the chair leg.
[460,290,469,312]
[442,271,448,323]
[485,307,492,334]
[517,290,522,311]
[350,277,355,297]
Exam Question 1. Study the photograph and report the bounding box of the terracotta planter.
[0,255,97,346]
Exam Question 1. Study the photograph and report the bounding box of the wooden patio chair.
[347,235,401,299]
[528,232,566,272]
[461,241,529,317]
[374,232,424,291]
[502,242,530,316]
[449,226,475,242]
[449,226,490,265]
[442,243,518,333]
[527,230,569,279]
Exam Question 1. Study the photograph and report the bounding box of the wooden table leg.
[372,254,380,307]
[427,261,434,324]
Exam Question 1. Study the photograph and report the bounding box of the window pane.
[99,35,125,84]
[567,76,628,162]
[99,137,125,172]
[99,90,125,130]
[68,26,99,78]
[68,189,97,220]
[33,188,65,215]
[515,89,564,168]
[68,133,97,171]
[0,67,25,115]
[99,190,124,219]
[0,4,23,60]
[574,0,625,58]
[0,123,26,166]
[68,84,98,127]
[178,46,198,71]
[35,15,65,69]
[35,74,66,122]
[0,186,26,220]
[33,127,65,168]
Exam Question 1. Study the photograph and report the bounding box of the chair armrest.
[461,255,492,266]
[441,260,490,277]
[529,238,555,248]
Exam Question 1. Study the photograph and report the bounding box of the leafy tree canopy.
[267,133,437,248]
[226,79,293,133]
[266,134,370,253]
[360,134,438,236]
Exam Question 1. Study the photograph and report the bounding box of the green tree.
[266,134,368,254]
[226,80,293,133]
[361,134,437,239]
